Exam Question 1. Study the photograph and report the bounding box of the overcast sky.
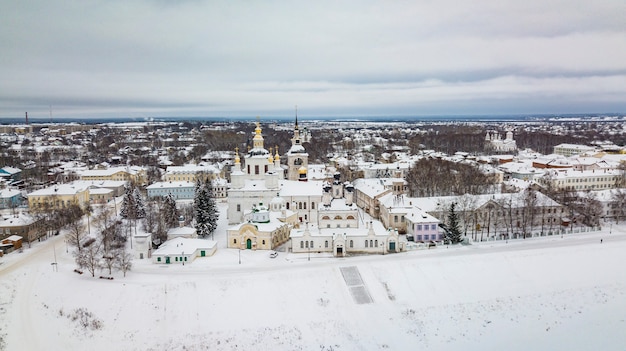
[1,0,625,119]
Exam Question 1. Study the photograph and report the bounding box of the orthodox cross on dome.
[234,147,240,164]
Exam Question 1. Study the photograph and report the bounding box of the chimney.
[25,112,28,125]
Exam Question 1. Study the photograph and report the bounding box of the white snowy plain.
[1,205,625,351]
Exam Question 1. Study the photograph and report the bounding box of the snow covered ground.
[1,204,625,350]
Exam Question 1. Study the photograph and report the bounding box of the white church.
[226,117,406,256]
[485,130,517,153]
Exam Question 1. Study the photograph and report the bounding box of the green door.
[246,239,252,250]
[165,256,170,264]
[200,250,206,257]
[389,242,396,252]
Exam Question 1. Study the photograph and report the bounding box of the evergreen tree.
[133,188,146,219]
[163,194,180,228]
[120,185,136,219]
[441,202,463,244]
[194,179,219,238]
[204,180,219,234]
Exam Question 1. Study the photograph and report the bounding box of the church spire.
[234,147,240,165]
[295,105,299,130]
[252,116,265,150]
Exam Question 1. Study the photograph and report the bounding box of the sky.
[1,0,625,119]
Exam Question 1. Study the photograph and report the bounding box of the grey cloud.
[1,0,625,118]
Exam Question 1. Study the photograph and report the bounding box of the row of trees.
[68,206,133,277]
[405,158,498,197]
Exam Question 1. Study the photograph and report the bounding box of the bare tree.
[496,195,515,238]
[75,238,102,278]
[115,251,133,277]
[610,189,626,223]
[65,220,86,253]
[102,249,118,275]
[521,188,538,238]
[574,191,603,227]
[93,206,118,253]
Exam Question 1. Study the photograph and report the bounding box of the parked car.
[269,251,278,258]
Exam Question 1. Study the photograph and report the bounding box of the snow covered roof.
[78,167,134,177]
[352,178,396,197]
[72,180,127,189]
[88,188,113,195]
[279,180,324,197]
[2,235,23,242]
[168,227,197,236]
[153,237,216,256]
[165,164,219,174]
[27,183,89,196]
[147,181,195,190]
[0,189,21,198]
[0,167,21,175]
[319,198,356,211]
[0,214,37,227]
[290,220,390,238]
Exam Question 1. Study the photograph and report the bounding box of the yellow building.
[27,183,90,211]
[163,165,223,183]
[227,202,297,250]
[79,166,147,185]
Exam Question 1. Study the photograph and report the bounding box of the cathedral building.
[227,121,282,224]
[227,117,405,255]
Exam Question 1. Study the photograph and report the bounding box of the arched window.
[300,241,304,248]
[322,216,330,220]
[375,240,378,247]
[350,240,353,248]
[262,240,265,245]
[234,239,237,244]
[304,202,307,210]
[365,240,368,248]
[325,240,328,248]
[311,202,315,210]
[310,240,314,248]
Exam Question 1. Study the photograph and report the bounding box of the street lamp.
[308,243,310,261]
[238,248,241,264]
[610,223,612,235]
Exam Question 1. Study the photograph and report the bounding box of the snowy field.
[1,206,626,350]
